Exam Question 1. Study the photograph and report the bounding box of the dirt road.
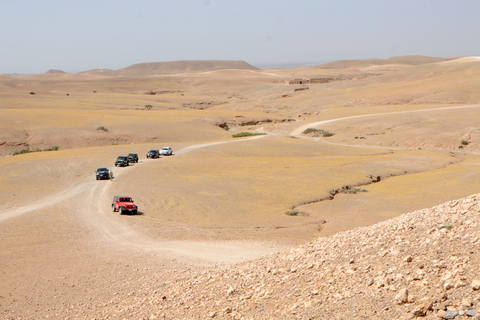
[0,135,275,265]
[3,105,478,264]
[290,104,480,136]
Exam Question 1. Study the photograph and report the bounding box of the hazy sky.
[1,0,479,74]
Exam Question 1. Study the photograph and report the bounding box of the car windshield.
[97,168,108,172]
[120,197,132,202]
[149,150,157,152]
[162,147,169,150]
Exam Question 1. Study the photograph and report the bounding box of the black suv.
[127,153,138,163]
[95,167,110,180]
[115,155,129,167]
[146,149,160,158]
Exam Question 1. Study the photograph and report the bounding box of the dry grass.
[2,56,480,242]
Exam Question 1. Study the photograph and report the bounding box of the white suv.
[160,147,173,156]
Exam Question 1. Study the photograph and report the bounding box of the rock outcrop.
[101,193,480,319]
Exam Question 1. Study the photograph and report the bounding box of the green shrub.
[285,210,299,216]
[43,146,59,151]
[13,149,33,155]
[302,128,334,137]
[232,132,266,138]
[302,128,320,135]
[461,140,470,145]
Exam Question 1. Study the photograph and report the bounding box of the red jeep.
[112,196,138,215]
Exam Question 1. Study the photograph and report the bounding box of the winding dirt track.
[291,104,480,136]
[1,135,273,265]
[2,104,479,264]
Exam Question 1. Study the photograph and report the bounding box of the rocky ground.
[41,193,480,320]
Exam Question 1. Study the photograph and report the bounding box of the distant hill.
[45,69,66,74]
[78,68,117,77]
[117,60,259,76]
[318,55,457,69]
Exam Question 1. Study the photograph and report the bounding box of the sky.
[1,0,479,74]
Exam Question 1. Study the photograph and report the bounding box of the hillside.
[103,194,480,319]
[318,55,456,69]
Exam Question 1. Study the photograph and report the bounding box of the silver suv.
[160,147,172,156]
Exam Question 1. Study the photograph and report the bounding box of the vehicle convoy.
[127,153,138,163]
[160,147,173,156]
[146,149,160,158]
[111,196,138,215]
[115,155,129,167]
[95,167,110,180]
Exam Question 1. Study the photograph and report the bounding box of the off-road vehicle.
[111,196,138,215]
[115,155,129,167]
[95,167,110,180]
[146,149,160,158]
[127,153,138,163]
[160,147,173,156]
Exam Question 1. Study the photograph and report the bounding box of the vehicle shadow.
[121,211,144,216]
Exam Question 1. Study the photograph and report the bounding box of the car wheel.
[112,205,116,212]
[119,207,123,215]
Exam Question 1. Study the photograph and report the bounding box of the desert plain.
[2,56,480,319]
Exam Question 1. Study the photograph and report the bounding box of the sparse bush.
[232,132,266,138]
[13,146,59,156]
[13,149,33,155]
[43,146,59,151]
[302,128,320,135]
[340,188,368,194]
[145,105,153,110]
[461,140,470,145]
[285,210,299,216]
[97,126,109,132]
[302,128,334,137]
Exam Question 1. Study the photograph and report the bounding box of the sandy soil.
[2,57,480,318]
